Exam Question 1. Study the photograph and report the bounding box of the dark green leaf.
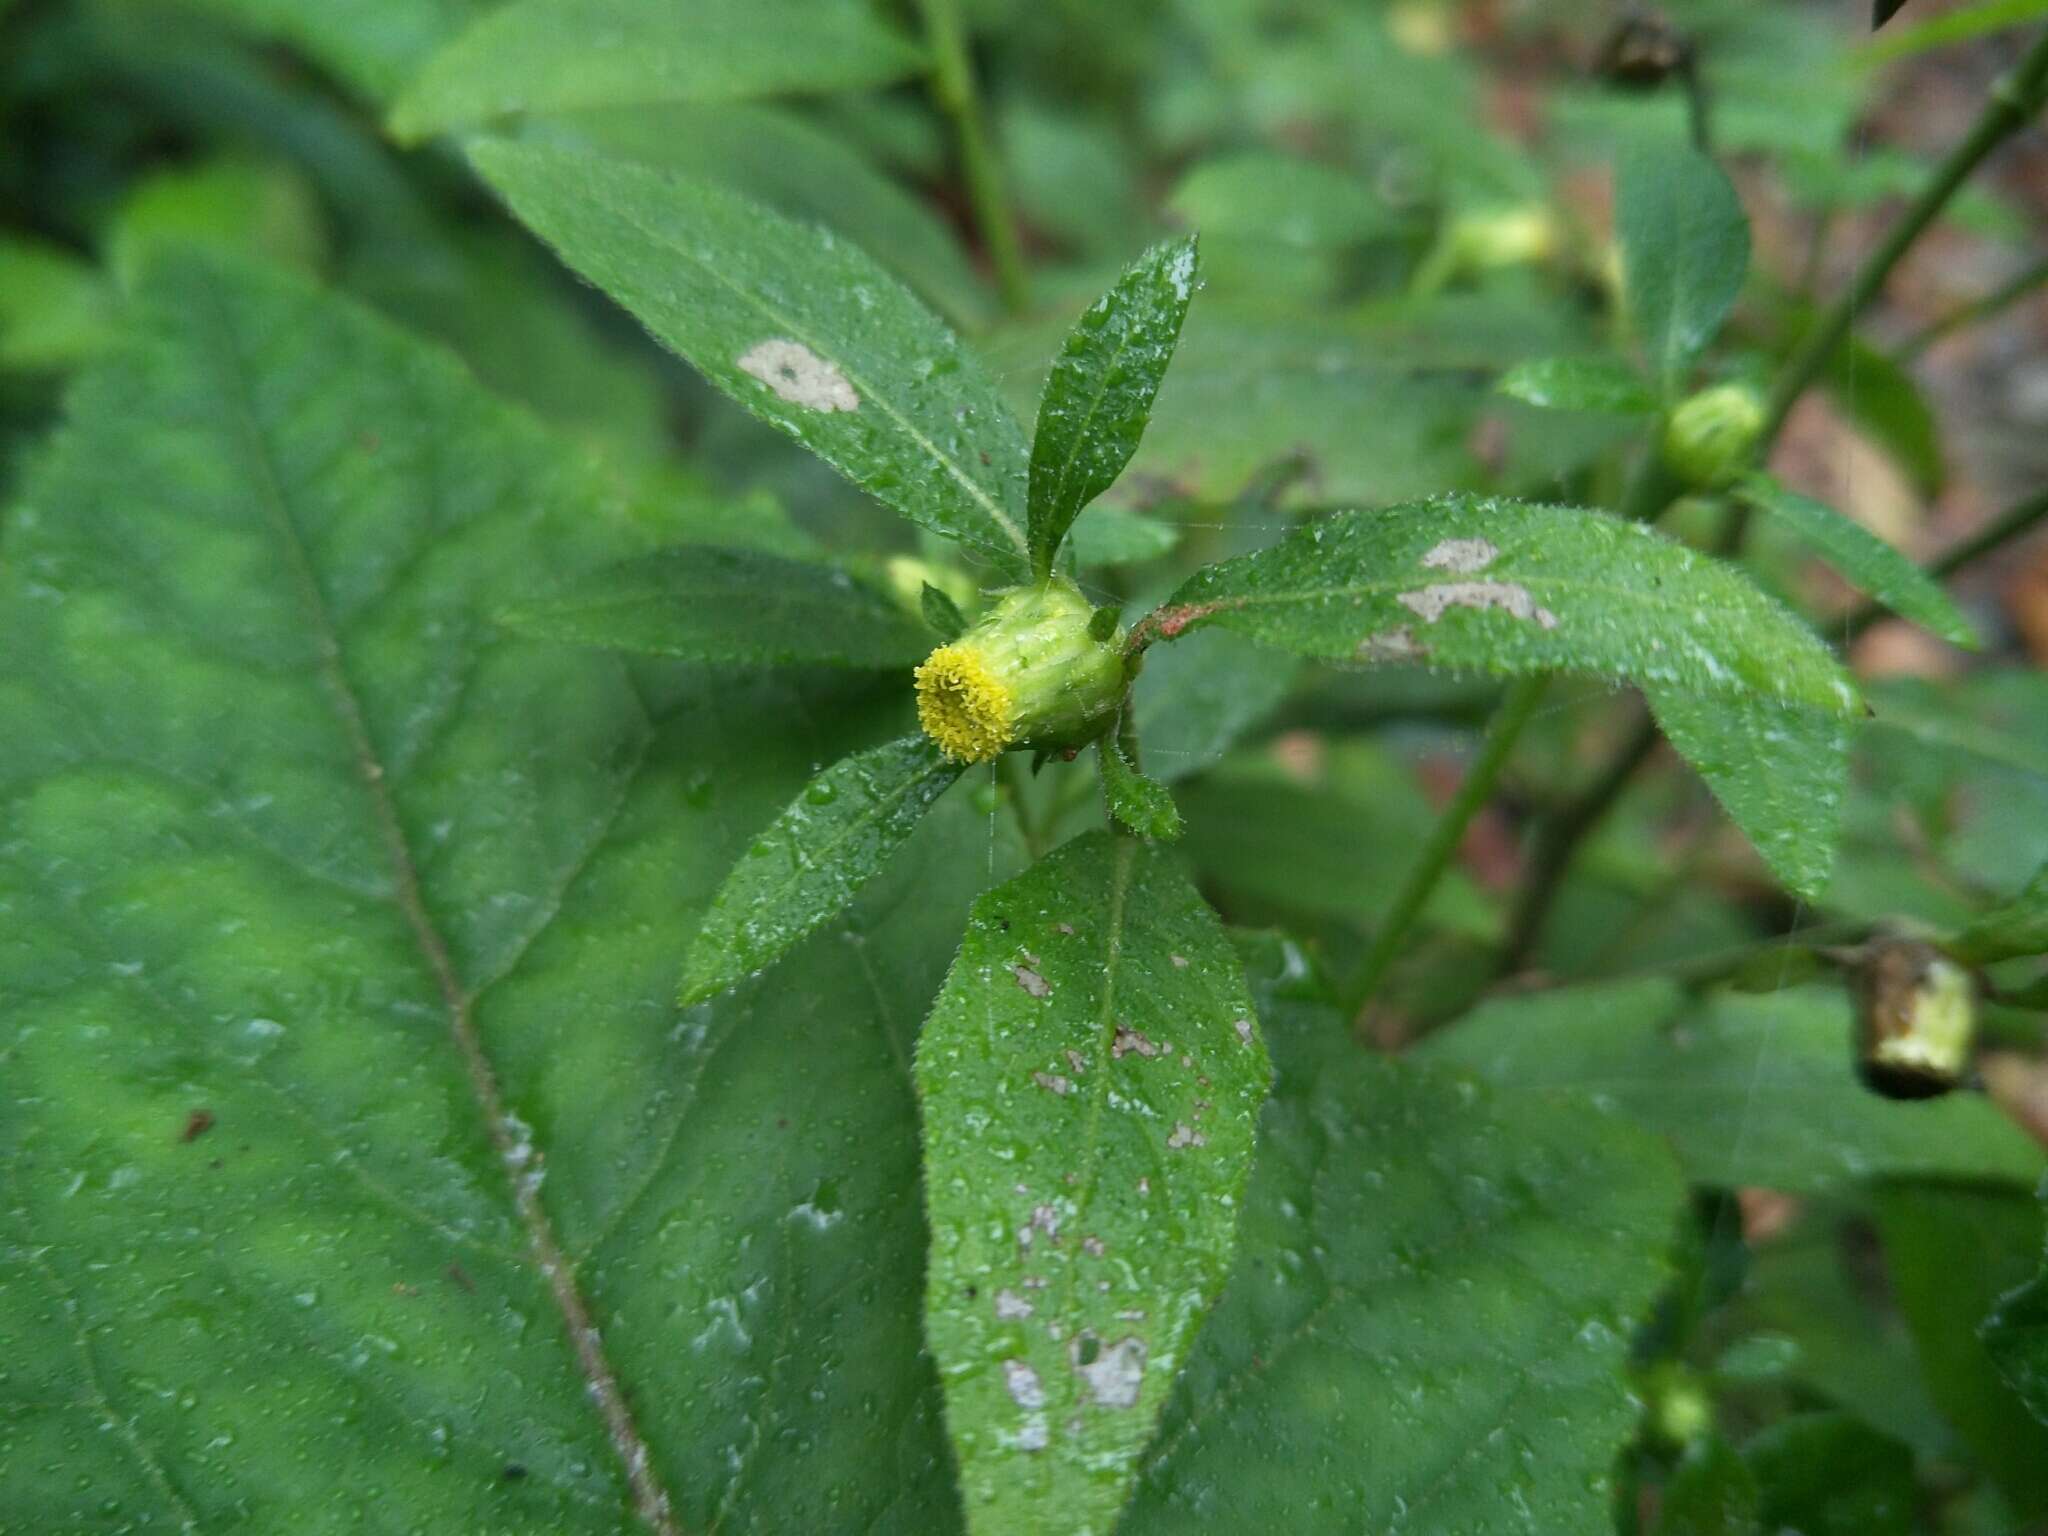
[917,833,1269,1534]
[1645,682,1850,898]
[1873,0,1912,28]
[1658,1438,1763,1536]
[1098,737,1185,840]
[924,581,968,640]
[0,248,985,1531]
[1738,474,1974,645]
[498,545,931,667]
[1743,1414,1916,1536]
[390,0,924,141]
[1121,938,1685,1531]
[1951,860,2048,964]
[1984,1186,2048,1429]
[144,0,491,103]
[1416,978,2044,1191]
[1617,139,1750,393]
[679,735,964,1006]
[1154,497,1859,720]
[1027,237,1199,579]
[1874,1182,2048,1516]
[1497,354,1657,415]
[472,142,1034,577]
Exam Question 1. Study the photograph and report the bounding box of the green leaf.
[1951,860,2048,964]
[1497,354,1657,415]
[1027,237,1199,579]
[473,142,1033,578]
[0,248,988,1530]
[1154,496,1859,720]
[1645,682,1849,898]
[1874,1182,2048,1516]
[679,735,964,1006]
[498,545,932,667]
[1822,332,1944,496]
[916,833,1269,1535]
[1742,1414,1917,1536]
[1984,1185,2048,1429]
[1658,1438,1763,1536]
[1098,738,1185,840]
[1065,503,1182,569]
[137,0,491,103]
[1120,938,1684,1531]
[0,236,118,372]
[107,157,329,286]
[1737,474,1974,646]
[1416,978,2045,1191]
[1131,629,1297,785]
[1862,0,2048,60]
[390,0,925,142]
[1165,151,1397,248]
[923,580,969,639]
[1617,139,1750,393]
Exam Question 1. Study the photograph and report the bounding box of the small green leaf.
[1951,861,2048,964]
[1497,354,1657,415]
[1743,1415,1917,1536]
[1984,1183,2048,1429]
[1121,938,1684,1532]
[916,832,1269,1536]
[390,0,924,141]
[1658,1438,1764,1536]
[498,545,931,667]
[149,0,491,104]
[1618,139,1750,393]
[679,735,964,1005]
[1028,237,1199,579]
[0,236,118,372]
[1098,737,1184,840]
[1166,152,1396,248]
[1416,977,2045,1191]
[472,141,1033,577]
[1065,503,1181,568]
[1738,474,1974,646]
[1154,496,1859,719]
[923,581,968,640]
[1823,333,1944,496]
[1645,682,1849,898]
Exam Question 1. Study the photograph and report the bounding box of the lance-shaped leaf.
[1097,737,1184,840]
[1646,681,1850,898]
[1027,237,1199,578]
[390,0,925,142]
[473,142,1033,577]
[680,735,964,1005]
[1618,138,1750,393]
[1152,496,1859,719]
[1738,474,1974,646]
[1496,354,1657,415]
[1951,860,2048,964]
[499,544,932,667]
[1119,938,1685,1532]
[0,248,993,1532]
[917,832,1269,1535]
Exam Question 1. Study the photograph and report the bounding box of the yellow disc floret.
[915,644,1017,764]
[912,578,1127,764]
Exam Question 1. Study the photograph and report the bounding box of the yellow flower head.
[916,644,1017,764]
[912,579,1126,765]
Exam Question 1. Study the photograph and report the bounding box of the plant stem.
[1347,676,1549,1012]
[1496,709,1663,974]
[1838,483,2048,642]
[1897,255,2048,361]
[1505,37,2048,961]
[915,0,1029,314]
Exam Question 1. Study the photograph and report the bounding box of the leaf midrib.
[190,268,683,1536]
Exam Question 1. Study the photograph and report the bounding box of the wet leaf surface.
[917,833,1269,1535]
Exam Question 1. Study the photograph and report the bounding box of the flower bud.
[915,579,1126,764]
[1848,938,1976,1100]
[1661,382,1765,489]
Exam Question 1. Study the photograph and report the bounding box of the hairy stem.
[916,0,1030,314]
[1348,675,1549,1013]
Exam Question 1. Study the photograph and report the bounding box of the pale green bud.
[1662,382,1766,488]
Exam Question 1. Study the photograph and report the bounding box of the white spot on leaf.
[994,1288,1034,1320]
[1074,1335,1148,1408]
[1012,965,1051,998]
[1398,581,1558,629]
[1003,1359,1046,1409]
[1166,1123,1207,1149]
[736,338,859,412]
[1421,537,1499,573]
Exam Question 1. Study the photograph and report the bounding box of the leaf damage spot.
[1112,1025,1159,1059]
[994,1288,1035,1320]
[1233,1018,1255,1047]
[1420,536,1499,573]
[1012,964,1052,998]
[1357,625,1426,661]
[1166,1123,1207,1149]
[1398,581,1558,630]
[736,338,860,413]
[1072,1335,1148,1409]
[1033,1071,1074,1096]
[1003,1358,1047,1409]
[1169,953,1188,968]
